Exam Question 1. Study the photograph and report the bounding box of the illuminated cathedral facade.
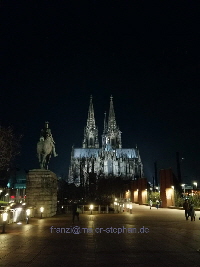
[68,96,144,186]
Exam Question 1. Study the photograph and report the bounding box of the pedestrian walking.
[189,202,195,221]
[72,202,80,223]
[149,199,153,209]
[183,199,190,220]
[156,199,159,209]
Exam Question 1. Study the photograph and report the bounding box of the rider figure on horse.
[40,121,58,157]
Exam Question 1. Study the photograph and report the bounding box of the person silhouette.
[72,202,79,223]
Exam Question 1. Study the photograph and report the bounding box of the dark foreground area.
[0,204,200,267]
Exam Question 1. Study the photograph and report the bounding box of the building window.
[89,138,93,146]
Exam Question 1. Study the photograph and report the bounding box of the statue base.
[26,169,57,217]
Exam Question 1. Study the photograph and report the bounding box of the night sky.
[1,1,200,184]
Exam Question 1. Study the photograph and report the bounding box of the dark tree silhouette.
[0,125,22,187]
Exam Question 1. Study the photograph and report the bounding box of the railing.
[61,205,115,214]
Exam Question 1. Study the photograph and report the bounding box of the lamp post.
[89,204,93,214]
[181,184,185,193]
[26,209,30,224]
[40,207,44,218]
[2,212,8,233]
[193,182,197,190]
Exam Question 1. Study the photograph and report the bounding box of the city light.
[40,207,44,219]
[26,209,30,224]
[89,204,94,214]
[193,182,197,188]
[2,212,8,222]
[40,207,44,213]
[2,212,8,233]
[26,209,30,216]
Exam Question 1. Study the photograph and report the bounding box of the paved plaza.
[0,204,200,267]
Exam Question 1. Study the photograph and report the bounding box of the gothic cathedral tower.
[68,95,144,186]
[102,96,122,150]
[82,96,99,148]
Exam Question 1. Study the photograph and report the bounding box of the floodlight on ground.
[2,212,8,233]
[26,209,30,224]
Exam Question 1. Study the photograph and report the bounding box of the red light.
[10,196,15,199]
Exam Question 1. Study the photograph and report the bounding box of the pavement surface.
[0,203,200,267]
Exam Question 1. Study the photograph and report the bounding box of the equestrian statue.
[37,121,58,169]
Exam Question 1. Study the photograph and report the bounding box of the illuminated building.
[68,96,144,186]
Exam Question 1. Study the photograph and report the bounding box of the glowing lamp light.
[26,209,30,216]
[2,212,8,233]
[171,186,174,189]
[89,204,94,214]
[40,207,44,213]
[2,212,8,222]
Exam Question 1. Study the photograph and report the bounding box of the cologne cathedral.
[68,96,144,186]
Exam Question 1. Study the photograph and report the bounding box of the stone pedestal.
[26,169,57,217]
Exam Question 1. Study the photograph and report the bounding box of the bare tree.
[0,125,22,186]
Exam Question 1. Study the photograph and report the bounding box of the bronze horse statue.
[37,136,54,169]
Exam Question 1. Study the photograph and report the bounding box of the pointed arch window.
[111,138,115,147]
[89,138,94,146]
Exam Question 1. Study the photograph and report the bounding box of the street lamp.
[193,182,197,189]
[2,212,8,233]
[26,209,30,224]
[181,184,185,195]
[89,204,93,214]
[40,207,44,218]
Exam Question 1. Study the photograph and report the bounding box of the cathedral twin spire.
[86,95,96,129]
[105,95,122,149]
[107,95,117,131]
[83,95,122,149]
[83,95,99,148]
